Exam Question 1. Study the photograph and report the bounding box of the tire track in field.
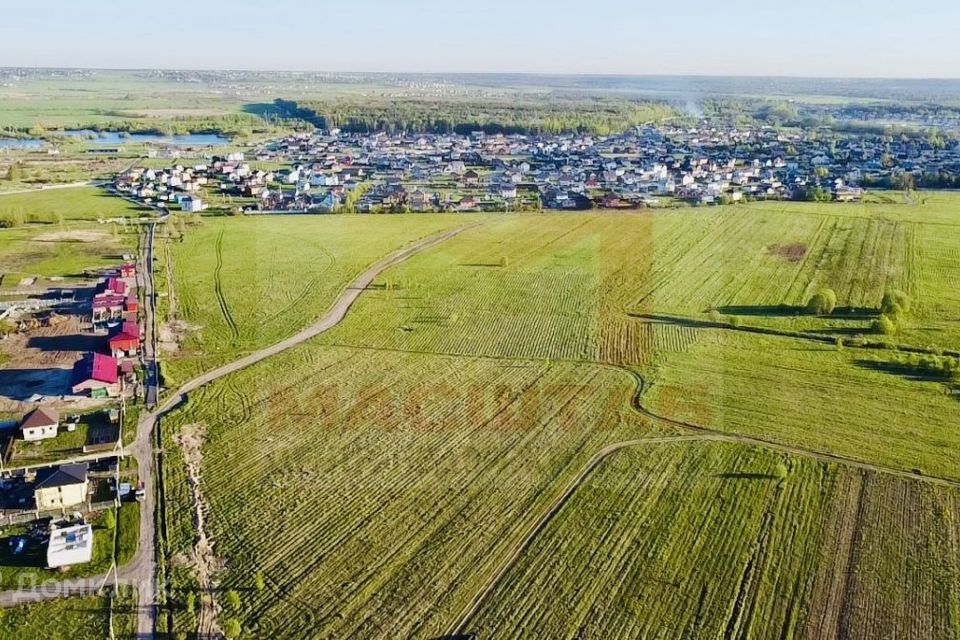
[214,228,240,342]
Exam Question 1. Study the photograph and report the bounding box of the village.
[111,121,960,214]
[0,259,146,572]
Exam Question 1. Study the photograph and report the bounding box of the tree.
[185,592,196,616]
[872,314,898,336]
[226,589,242,610]
[224,618,242,639]
[882,290,912,315]
[807,289,838,316]
[254,571,266,592]
[774,462,789,480]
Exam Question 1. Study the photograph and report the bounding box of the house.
[181,196,204,213]
[124,293,139,315]
[108,322,140,359]
[601,193,622,209]
[118,263,136,278]
[409,189,430,212]
[34,463,89,510]
[71,353,119,397]
[47,524,94,568]
[835,185,865,202]
[92,295,125,325]
[463,169,481,187]
[20,407,59,442]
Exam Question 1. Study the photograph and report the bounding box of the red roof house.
[125,293,139,314]
[119,263,136,278]
[107,322,140,358]
[92,294,126,324]
[71,353,119,397]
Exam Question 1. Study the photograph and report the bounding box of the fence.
[0,500,116,526]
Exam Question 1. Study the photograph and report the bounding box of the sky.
[2,0,959,78]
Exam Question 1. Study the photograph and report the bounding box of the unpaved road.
[445,363,960,635]
[0,223,478,638]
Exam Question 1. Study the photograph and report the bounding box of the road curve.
[447,363,960,635]
[0,222,480,637]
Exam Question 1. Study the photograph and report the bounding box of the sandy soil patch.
[175,422,226,639]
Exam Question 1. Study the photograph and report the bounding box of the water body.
[65,130,229,145]
[0,138,45,149]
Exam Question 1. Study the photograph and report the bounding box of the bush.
[872,314,898,336]
[185,592,195,616]
[226,589,242,610]
[806,288,837,315]
[224,618,242,639]
[774,462,789,479]
[499,256,510,267]
[882,290,912,314]
[102,509,116,531]
[254,571,266,592]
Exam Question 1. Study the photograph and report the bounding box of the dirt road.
[0,222,479,638]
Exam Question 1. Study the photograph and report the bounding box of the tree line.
[278,97,675,136]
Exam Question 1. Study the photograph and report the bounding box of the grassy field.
[0,187,146,283]
[144,194,960,638]
[159,344,660,639]
[467,441,960,640]
[315,198,960,361]
[0,592,136,640]
[642,328,960,479]
[163,213,477,382]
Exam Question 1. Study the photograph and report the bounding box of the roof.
[20,406,59,430]
[72,353,118,385]
[93,294,126,309]
[109,322,140,344]
[46,524,93,568]
[35,463,88,490]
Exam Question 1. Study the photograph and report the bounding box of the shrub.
[872,314,898,336]
[707,309,722,323]
[185,591,195,615]
[224,618,242,639]
[102,509,116,530]
[774,462,789,479]
[806,288,837,315]
[882,290,912,314]
[499,256,510,267]
[226,589,242,610]
[254,571,266,592]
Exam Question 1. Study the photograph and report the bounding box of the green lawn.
[0,503,138,592]
[164,213,478,382]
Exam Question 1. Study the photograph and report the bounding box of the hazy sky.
[2,0,958,77]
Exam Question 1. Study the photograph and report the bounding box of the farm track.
[0,222,481,637]
[213,228,240,342]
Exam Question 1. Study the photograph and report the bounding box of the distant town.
[112,121,960,214]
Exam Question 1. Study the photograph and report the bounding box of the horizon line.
[2,65,960,82]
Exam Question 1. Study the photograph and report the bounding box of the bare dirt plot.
[1,314,100,369]
[34,230,110,243]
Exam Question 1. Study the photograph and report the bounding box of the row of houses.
[73,263,142,398]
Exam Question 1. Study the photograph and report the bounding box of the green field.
[468,442,960,639]
[159,345,659,639]
[163,213,477,381]
[0,593,135,640]
[147,195,960,638]
[0,187,146,282]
